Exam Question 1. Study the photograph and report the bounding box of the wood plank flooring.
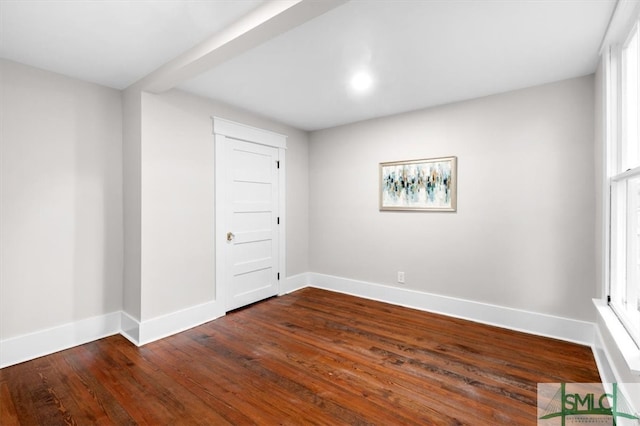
[0,288,600,425]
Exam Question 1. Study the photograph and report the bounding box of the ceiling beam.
[131,0,347,93]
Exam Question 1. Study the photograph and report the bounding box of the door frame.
[212,117,287,312]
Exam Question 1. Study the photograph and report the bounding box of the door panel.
[233,149,273,183]
[234,239,272,264]
[230,268,273,302]
[233,181,272,203]
[234,211,271,231]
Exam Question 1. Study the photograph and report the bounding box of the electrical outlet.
[397,271,405,284]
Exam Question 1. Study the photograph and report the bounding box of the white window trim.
[594,299,640,374]
[599,0,640,376]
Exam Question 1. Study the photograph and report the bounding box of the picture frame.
[379,156,457,212]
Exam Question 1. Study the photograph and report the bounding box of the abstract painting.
[380,156,457,211]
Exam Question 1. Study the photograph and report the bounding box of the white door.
[222,138,280,311]
[214,117,286,313]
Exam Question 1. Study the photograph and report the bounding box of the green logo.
[538,383,639,425]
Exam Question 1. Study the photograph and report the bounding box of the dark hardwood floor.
[0,288,600,425]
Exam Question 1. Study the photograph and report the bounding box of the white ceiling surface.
[179,0,616,131]
[0,0,264,89]
[1,0,617,132]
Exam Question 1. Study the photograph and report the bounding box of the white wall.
[0,59,123,339]
[0,59,308,356]
[122,87,142,321]
[309,75,596,322]
[0,58,605,371]
[137,89,309,321]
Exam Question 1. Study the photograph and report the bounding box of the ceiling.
[0,0,264,90]
[0,0,617,131]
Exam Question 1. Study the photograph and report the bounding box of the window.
[609,20,640,347]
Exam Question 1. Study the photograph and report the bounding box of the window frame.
[607,18,640,350]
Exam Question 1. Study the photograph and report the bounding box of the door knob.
[226,232,235,242]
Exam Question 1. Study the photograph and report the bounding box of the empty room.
[1,0,639,424]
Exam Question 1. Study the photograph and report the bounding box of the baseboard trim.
[1,300,226,367]
[136,300,225,346]
[120,311,141,346]
[282,272,310,295]
[0,273,599,370]
[308,272,595,346]
[0,312,121,368]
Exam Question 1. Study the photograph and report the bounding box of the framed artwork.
[380,156,457,211]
